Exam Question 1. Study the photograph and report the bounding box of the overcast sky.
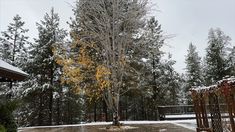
[0,0,235,73]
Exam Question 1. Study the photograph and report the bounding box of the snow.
[172,120,196,131]
[141,58,149,62]
[18,120,197,131]
[191,76,235,93]
[0,59,28,76]
[165,114,195,118]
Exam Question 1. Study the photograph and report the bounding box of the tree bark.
[103,100,108,121]
[94,101,97,122]
[49,63,54,125]
[113,111,120,125]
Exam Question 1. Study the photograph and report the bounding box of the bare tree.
[76,0,147,125]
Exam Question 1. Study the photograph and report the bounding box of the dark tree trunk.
[141,95,146,120]
[103,100,108,121]
[49,65,54,125]
[67,91,71,124]
[94,101,97,122]
[152,55,159,120]
[56,97,60,125]
[38,92,43,126]
[49,87,53,125]
[112,111,120,126]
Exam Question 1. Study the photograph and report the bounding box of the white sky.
[155,0,235,73]
[0,0,235,73]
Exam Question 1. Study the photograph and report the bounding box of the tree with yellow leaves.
[55,0,148,125]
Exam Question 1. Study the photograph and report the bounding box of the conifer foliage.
[0,15,30,132]
[227,46,235,76]
[20,8,67,126]
[0,14,29,67]
[185,43,203,104]
[205,28,230,85]
[2,0,235,130]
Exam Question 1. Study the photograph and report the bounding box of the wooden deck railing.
[157,105,195,120]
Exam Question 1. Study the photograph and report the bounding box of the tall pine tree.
[205,28,230,85]
[140,17,165,120]
[21,8,67,126]
[0,14,29,67]
[227,46,235,76]
[185,43,203,104]
[0,14,30,132]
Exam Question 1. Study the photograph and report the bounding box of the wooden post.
[222,83,235,132]
[192,94,200,128]
[208,92,222,132]
[192,91,212,132]
[201,95,209,128]
[225,93,235,131]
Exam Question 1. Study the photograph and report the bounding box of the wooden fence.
[191,77,235,132]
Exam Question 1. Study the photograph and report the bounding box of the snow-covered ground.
[18,119,197,131]
[165,114,195,118]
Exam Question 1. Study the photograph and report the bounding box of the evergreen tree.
[20,8,67,126]
[0,14,30,96]
[143,17,164,96]
[227,46,235,76]
[122,17,182,120]
[0,100,18,132]
[140,17,165,120]
[205,28,230,85]
[0,14,29,68]
[0,15,30,131]
[160,54,181,105]
[185,43,203,104]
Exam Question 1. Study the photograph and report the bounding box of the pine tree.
[185,43,203,104]
[227,46,235,76]
[0,14,29,68]
[21,8,67,126]
[140,16,165,120]
[160,54,181,105]
[0,14,30,96]
[0,15,30,131]
[205,28,230,85]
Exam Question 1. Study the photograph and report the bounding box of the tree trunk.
[49,65,54,125]
[49,88,53,125]
[112,111,120,126]
[94,101,97,122]
[152,55,159,120]
[141,95,146,120]
[56,97,60,125]
[67,91,71,124]
[103,100,108,122]
[38,91,43,125]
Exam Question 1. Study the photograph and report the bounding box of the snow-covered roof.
[0,59,28,81]
[191,77,235,93]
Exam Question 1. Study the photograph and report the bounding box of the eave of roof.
[0,59,28,81]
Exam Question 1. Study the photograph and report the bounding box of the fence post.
[208,92,222,132]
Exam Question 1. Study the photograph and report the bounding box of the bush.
[0,125,6,132]
[0,100,18,132]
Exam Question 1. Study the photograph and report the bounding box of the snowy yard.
[2,0,233,131]
[18,120,196,132]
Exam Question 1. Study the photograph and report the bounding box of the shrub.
[0,125,6,132]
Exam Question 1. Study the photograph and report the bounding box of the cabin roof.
[0,59,28,82]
